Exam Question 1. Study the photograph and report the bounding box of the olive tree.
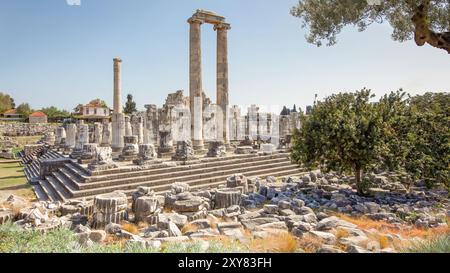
[291,0,450,54]
[292,88,384,194]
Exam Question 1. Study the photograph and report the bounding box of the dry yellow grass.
[121,222,139,234]
[248,233,298,253]
[333,213,450,240]
[297,235,323,253]
[378,235,390,249]
[333,228,350,240]
[136,221,149,229]
[181,222,199,234]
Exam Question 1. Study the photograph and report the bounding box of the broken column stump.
[214,188,241,209]
[92,191,128,228]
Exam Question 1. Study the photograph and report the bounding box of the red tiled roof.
[3,109,17,115]
[29,111,47,117]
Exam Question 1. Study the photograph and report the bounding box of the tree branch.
[411,0,450,54]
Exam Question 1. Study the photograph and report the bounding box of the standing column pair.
[188,18,231,150]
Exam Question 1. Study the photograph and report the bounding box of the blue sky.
[1,0,449,113]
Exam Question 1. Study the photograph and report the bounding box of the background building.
[29,111,48,124]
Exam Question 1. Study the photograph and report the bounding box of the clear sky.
[1,0,449,113]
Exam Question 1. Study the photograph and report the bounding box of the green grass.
[13,136,43,149]
[0,162,27,189]
[402,235,450,253]
[0,161,34,200]
[0,222,249,253]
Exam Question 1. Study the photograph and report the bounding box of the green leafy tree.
[377,89,411,171]
[292,88,384,195]
[41,106,70,118]
[123,94,137,115]
[16,103,32,117]
[89,98,108,108]
[0,92,14,113]
[405,92,449,187]
[73,104,83,114]
[291,0,450,54]
[10,97,15,109]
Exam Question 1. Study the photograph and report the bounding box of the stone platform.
[24,149,305,202]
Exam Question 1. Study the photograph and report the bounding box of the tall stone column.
[215,23,231,145]
[112,57,125,152]
[113,58,122,114]
[65,124,77,149]
[188,17,204,150]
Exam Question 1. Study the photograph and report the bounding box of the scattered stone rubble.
[0,123,58,137]
[1,171,448,253]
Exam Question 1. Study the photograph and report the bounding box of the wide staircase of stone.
[22,149,64,183]
[30,151,304,202]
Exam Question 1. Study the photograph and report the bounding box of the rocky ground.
[0,171,449,253]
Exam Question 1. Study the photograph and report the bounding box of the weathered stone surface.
[172,197,205,213]
[171,182,190,194]
[214,188,241,209]
[105,223,122,234]
[0,210,13,224]
[119,136,139,161]
[79,143,98,163]
[88,146,117,171]
[168,221,183,237]
[316,216,355,231]
[260,143,276,154]
[346,244,371,253]
[257,221,288,231]
[339,236,369,247]
[187,219,211,230]
[156,213,188,229]
[92,191,128,228]
[226,174,248,193]
[317,245,345,253]
[241,217,280,230]
[172,140,197,161]
[263,204,279,214]
[89,230,107,243]
[3,195,27,209]
[206,141,226,157]
[133,144,158,165]
[134,196,159,222]
[307,231,336,244]
[235,146,253,154]
[217,222,244,239]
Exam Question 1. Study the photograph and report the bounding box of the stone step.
[38,180,61,202]
[63,163,90,181]
[70,163,301,198]
[32,184,49,202]
[75,167,306,200]
[85,152,289,177]
[58,168,82,190]
[74,158,292,190]
[86,154,289,182]
[84,153,291,182]
[46,175,70,202]
[54,159,298,198]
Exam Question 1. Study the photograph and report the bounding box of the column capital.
[187,17,204,25]
[113,57,122,63]
[214,23,231,31]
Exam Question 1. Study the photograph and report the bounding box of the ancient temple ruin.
[21,10,304,203]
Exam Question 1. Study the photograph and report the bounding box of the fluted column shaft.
[113,58,122,114]
[215,23,231,144]
[188,18,204,149]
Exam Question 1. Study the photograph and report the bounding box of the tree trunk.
[411,0,450,54]
[355,166,363,195]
